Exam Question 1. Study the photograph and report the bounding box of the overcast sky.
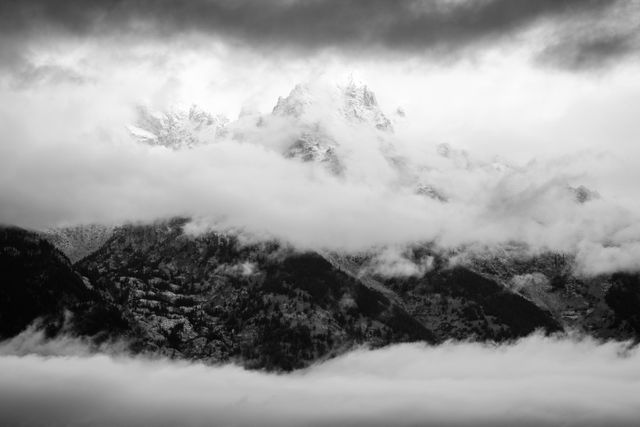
[1,0,640,273]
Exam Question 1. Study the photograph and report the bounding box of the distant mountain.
[125,81,597,209]
[126,80,454,202]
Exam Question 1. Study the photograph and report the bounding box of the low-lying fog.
[1,332,639,427]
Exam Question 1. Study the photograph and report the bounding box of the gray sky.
[0,0,638,69]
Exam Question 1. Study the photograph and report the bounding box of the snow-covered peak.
[125,80,396,177]
[266,80,396,175]
[128,105,228,149]
[271,80,393,132]
[272,84,315,118]
[340,80,392,132]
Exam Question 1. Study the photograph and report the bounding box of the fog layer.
[0,333,639,427]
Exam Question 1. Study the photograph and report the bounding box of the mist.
[0,332,638,427]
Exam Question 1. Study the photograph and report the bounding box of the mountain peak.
[124,80,394,176]
[269,80,394,174]
[272,84,315,118]
[272,80,393,132]
[340,80,392,131]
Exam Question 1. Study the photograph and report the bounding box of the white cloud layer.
[2,39,640,274]
[0,332,639,427]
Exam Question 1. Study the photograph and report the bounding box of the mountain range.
[2,81,637,371]
[3,215,639,371]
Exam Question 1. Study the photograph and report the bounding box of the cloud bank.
[0,332,639,427]
[1,0,638,71]
[2,66,640,275]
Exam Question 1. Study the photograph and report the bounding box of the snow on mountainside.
[125,79,455,201]
[41,224,115,263]
[128,105,228,149]
[341,80,393,131]
[283,129,345,175]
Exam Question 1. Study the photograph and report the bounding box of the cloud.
[9,63,89,88]
[534,2,640,70]
[361,246,435,278]
[0,332,639,427]
[576,241,640,276]
[0,324,129,358]
[2,62,640,275]
[0,0,637,71]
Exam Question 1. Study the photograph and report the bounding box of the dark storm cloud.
[540,31,639,70]
[0,0,636,69]
[10,64,89,88]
